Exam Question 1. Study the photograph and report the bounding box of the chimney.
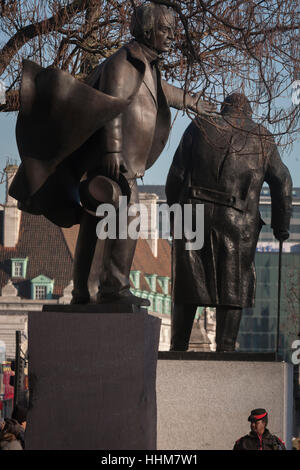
[139,193,159,257]
[3,164,21,247]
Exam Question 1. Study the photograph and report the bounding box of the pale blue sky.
[0,108,299,203]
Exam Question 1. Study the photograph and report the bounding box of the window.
[130,270,141,289]
[157,276,170,295]
[14,262,23,277]
[11,258,28,278]
[31,275,54,300]
[144,274,157,292]
[35,285,47,300]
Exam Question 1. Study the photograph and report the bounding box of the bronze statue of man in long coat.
[9,2,213,306]
[166,93,292,352]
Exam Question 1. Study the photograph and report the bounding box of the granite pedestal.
[157,353,294,450]
[25,308,161,450]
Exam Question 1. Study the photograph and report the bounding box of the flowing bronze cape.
[9,60,129,227]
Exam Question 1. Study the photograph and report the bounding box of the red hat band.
[253,412,267,420]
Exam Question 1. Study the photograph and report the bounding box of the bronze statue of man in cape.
[9,2,215,306]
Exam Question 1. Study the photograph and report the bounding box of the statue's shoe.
[169,345,188,352]
[97,290,150,307]
[70,293,90,305]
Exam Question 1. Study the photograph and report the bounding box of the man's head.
[130,3,175,53]
[248,408,268,435]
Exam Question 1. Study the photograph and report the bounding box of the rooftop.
[0,211,171,299]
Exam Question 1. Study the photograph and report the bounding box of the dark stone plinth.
[158,351,282,361]
[43,303,147,314]
[26,311,161,450]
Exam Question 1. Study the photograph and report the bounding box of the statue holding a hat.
[9,2,215,306]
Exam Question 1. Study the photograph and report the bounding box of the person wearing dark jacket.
[166,92,292,352]
[0,418,24,451]
[233,408,286,450]
[11,405,27,449]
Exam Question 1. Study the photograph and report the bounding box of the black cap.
[248,408,268,422]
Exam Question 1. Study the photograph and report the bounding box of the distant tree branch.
[0,0,89,75]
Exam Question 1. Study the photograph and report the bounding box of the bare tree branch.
[0,0,89,75]
[0,0,299,149]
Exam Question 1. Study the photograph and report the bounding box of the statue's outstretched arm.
[161,79,215,115]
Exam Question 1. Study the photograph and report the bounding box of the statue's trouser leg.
[99,235,138,296]
[99,180,139,297]
[72,211,98,302]
[72,178,138,302]
[170,303,198,351]
[215,306,242,351]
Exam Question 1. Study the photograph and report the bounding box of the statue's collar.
[127,40,163,66]
[139,43,161,65]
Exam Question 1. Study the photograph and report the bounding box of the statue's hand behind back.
[274,229,289,242]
